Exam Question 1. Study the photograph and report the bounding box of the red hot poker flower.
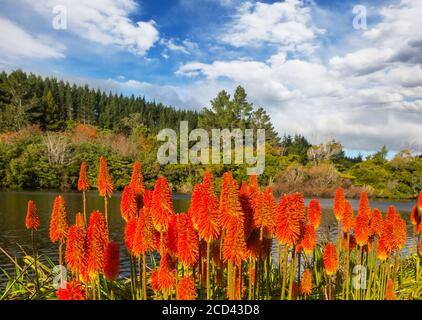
[240,180,254,238]
[333,188,345,221]
[176,275,197,300]
[26,200,40,230]
[177,213,199,268]
[77,162,90,192]
[151,176,174,233]
[219,172,244,230]
[132,207,156,256]
[354,192,371,247]
[223,218,246,267]
[65,225,86,274]
[301,224,316,255]
[130,160,145,200]
[165,214,178,256]
[103,241,120,281]
[391,211,406,251]
[124,217,138,254]
[258,187,277,236]
[56,280,86,300]
[75,212,85,228]
[342,201,354,233]
[275,193,306,247]
[86,211,108,278]
[301,269,313,296]
[198,171,221,242]
[370,208,383,237]
[307,199,321,230]
[50,196,69,243]
[97,156,114,197]
[323,243,339,276]
[120,185,138,222]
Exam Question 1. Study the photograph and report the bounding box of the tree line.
[0,70,199,133]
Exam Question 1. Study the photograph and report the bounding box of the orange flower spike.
[77,162,90,192]
[342,201,354,233]
[418,241,422,255]
[151,269,160,291]
[391,212,407,251]
[323,243,339,276]
[276,193,306,247]
[301,269,313,296]
[307,199,321,230]
[358,191,371,217]
[120,185,138,222]
[50,196,69,243]
[130,160,145,198]
[65,225,86,274]
[385,279,395,300]
[260,187,277,235]
[386,205,397,222]
[354,192,371,247]
[301,224,316,255]
[219,172,244,230]
[202,170,215,193]
[157,252,177,291]
[86,211,108,277]
[240,181,254,238]
[418,191,422,213]
[223,218,247,267]
[57,280,86,300]
[151,176,174,233]
[275,195,288,243]
[133,207,156,256]
[75,213,85,228]
[219,172,232,229]
[124,217,138,254]
[198,172,221,242]
[97,156,114,197]
[370,208,384,237]
[143,189,153,208]
[176,275,197,300]
[26,200,40,230]
[377,237,389,261]
[177,214,199,267]
[333,187,346,221]
[248,174,263,229]
[189,184,203,230]
[103,241,120,281]
[165,214,179,256]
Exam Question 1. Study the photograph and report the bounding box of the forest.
[0,70,421,199]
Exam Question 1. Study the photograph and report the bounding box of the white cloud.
[0,17,65,61]
[220,0,324,54]
[160,38,199,55]
[26,0,159,55]
[176,0,422,151]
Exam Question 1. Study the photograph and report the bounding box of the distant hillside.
[0,70,199,133]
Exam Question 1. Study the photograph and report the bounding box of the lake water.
[0,191,418,288]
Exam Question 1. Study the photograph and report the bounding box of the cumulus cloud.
[26,0,159,55]
[176,0,422,152]
[220,0,324,54]
[160,38,199,56]
[0,17,65,61]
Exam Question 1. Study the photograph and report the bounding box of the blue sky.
[0,0,421,158]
